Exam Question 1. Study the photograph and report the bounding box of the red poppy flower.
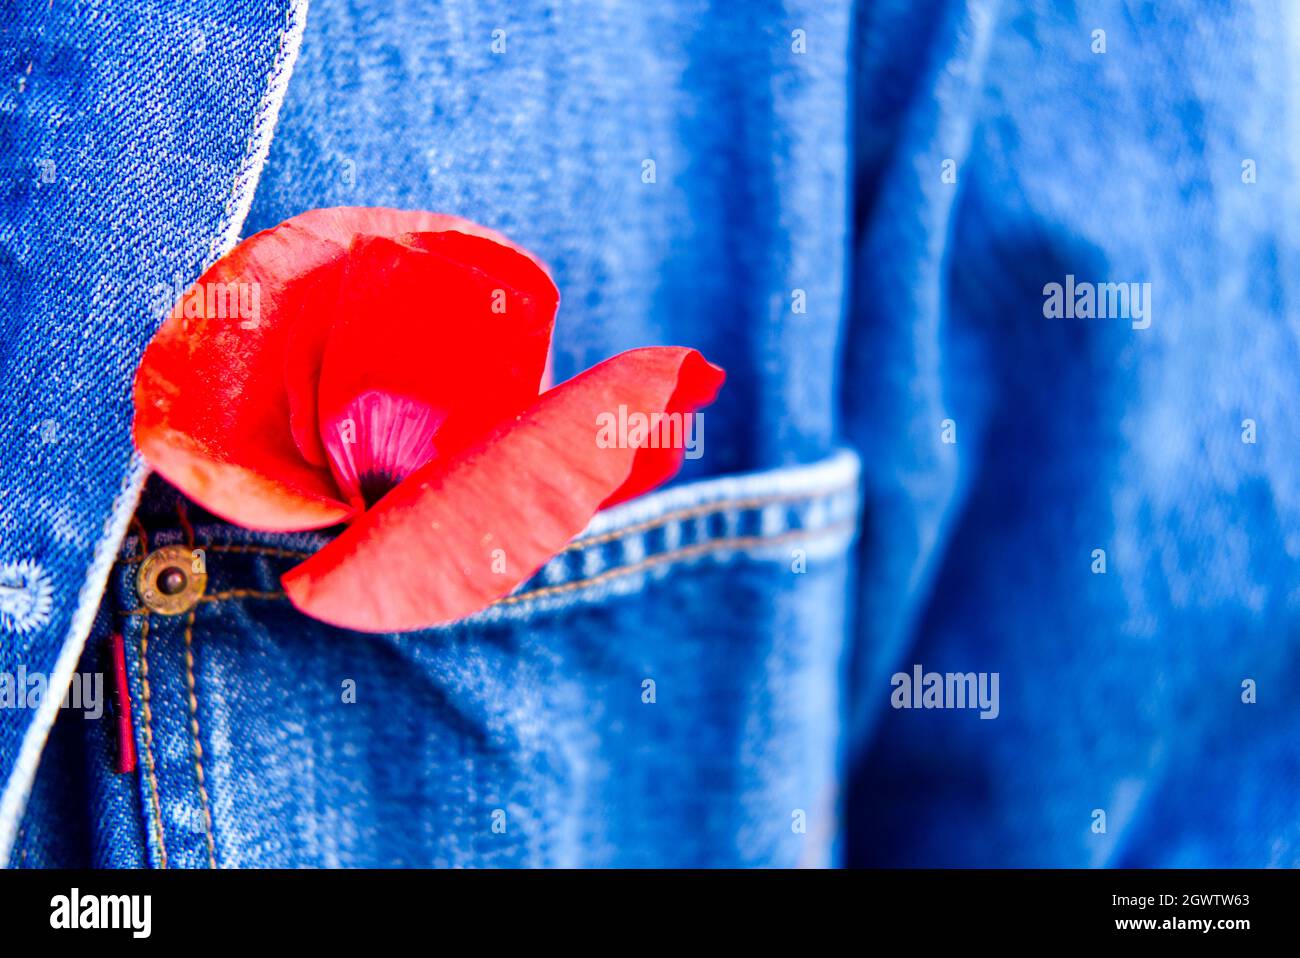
[133,207,724,632]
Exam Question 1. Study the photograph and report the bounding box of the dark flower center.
[358,471,401,510]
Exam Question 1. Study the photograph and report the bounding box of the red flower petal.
[280,211,551,470]
[281,347,725,632]
[136,206,724,633]
[134,220,352,530]
[315,233,557,510]
[133,207,547,531]
[598,353,726,508]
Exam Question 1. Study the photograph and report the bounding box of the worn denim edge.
[0,0,313,868]
[112,448,861,637]
[583,448,860,537]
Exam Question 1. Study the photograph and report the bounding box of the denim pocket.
[106,449,860,867]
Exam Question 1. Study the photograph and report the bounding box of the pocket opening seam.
[121,481,859,568]
[112,516,856,619]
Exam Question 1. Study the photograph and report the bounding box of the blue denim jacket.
[4,0,1300,868]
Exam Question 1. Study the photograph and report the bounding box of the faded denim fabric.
[844,1,1300,867]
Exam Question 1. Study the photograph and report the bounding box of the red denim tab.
[108,633,137,774]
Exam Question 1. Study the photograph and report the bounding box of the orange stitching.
[182,609,218,868]
[137,614,169,868]
[200,588,284,603]
[569,483,856,552]
[206,543,315,560]
[118,593,281,614]
[496,521,855,607]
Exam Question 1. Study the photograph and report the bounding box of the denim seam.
[183,609,218,868]
[137,611,169,869]
[562,486,856,551]
[495,521,856,608]
[176,506,219,867]
[127,519,170,869]
[113,519,855,619]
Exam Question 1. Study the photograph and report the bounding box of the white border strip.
[0,0,311,867]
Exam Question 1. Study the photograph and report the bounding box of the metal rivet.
[158,567,188,595]
[137,545,206,615]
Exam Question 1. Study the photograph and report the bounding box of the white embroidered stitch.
[0,560,54,635]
